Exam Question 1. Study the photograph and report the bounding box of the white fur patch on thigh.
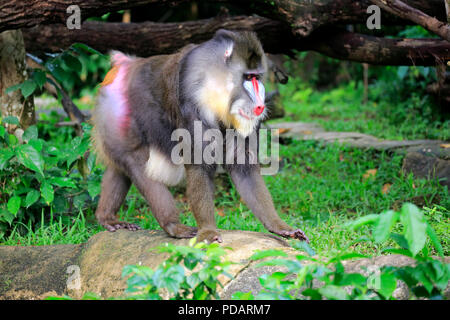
[145,148,185,186]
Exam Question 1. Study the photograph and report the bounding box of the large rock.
[0,230,448,300]
[0,230,290,299]
[0,244,83,299]
[402,151,450,188]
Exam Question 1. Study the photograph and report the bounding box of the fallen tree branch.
[23,19,450,66]
[0,0,446,34]
[23,16,294,56]
[304,28,450,66]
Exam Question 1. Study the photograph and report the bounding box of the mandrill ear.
[214,29,235,63]
[214,29,236,41]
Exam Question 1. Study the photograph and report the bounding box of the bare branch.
[370,0,450,41]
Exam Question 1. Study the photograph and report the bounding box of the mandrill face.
[229,70,267,138]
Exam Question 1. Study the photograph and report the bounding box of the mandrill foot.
[102,221,142,232]
[276,229,309,243]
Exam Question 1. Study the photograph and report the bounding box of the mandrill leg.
[95,166,141,232]
[185,165,222,243]
[228,165,309,243]
[125,154,197,239]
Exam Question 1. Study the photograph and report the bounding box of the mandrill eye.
[243,73,260,81]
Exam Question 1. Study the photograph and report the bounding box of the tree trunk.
[0,30,35,133]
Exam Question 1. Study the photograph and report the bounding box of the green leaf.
[87,152,97,172]
[426,225,444,257]
[231,291,254,300]
[71,43,104,56]
[397,66,409,79]
[73,193,88,209]
[334,273,367,287]
[429,260,448,290]
[183,253,199,270]
[48,177,77,189]
[378,273,397,298]
[62,54,82,73]
[390,233,409,250]
[7,196,21,215]
[23,125,38,142]
[374,210,398,243]
[329,252,368,263]
[411,266,433,294]
[400,203,427,256]
[20,79,37,98]
[9,133,18,145]
[250,249,288,260]
[318,285,349,300]
[40,180,54,204]
[33,70,47,89]
[193,284,208,300]
[381,248,413,257]
[28,139,43,152]
[0,207,15,225]
[5,83,22,95]
[346,214,379,230]
[0,149,15,170]
[186,274,200,288]
[15,144,45,177]
[51,66,67,83]
[302,288,322,300]
[2,116,20,125]
[292,240,316,256]
[395,267,418,288]
[25,190,40,208]
[87,179,101,199]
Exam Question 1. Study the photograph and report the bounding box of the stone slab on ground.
[402,152,450,188]
[269,121,446,153]
[268,121,450,187]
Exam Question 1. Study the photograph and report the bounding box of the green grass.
[2,210,102,246]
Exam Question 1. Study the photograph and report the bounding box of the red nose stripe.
[251,76,264,107]
[251,77,259,95]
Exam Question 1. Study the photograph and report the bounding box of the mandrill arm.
[228,165,309,242]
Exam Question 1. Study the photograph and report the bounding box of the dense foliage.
[0,115,102,241]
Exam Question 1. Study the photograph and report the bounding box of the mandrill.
[92,29,308,243]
